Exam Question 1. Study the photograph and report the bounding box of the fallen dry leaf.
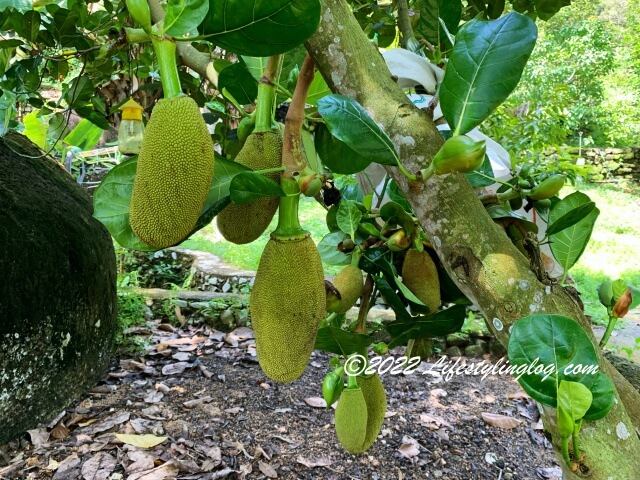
[81,452,116,480]
[127,460,179,480]
[397,436,420,459]
[481,412,522,429]
[304,397,327,408]
[296,455,332,468]
[115,433,167,449]
[258,461,278,478]
[419,413,451,430]
[52,455,81,480]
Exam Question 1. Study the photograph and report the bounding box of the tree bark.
[307,1,640,477]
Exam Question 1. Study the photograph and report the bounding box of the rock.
[464,344,485,358]
[445,346,462,357]
[446,332,470,348]
[489,339,507,357]
[0,131,117,444]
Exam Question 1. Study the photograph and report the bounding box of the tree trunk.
[307,1,640,477]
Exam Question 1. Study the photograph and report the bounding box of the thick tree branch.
[146,0,218,87]
[307,1,640,478]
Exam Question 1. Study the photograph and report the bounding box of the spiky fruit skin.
[335,388,368,453]
[217,131,282,244]
[250,235,326,382]
[130,96,214,249]
[357,374,387,452]
[328,265,364,314]
[402,249,441,313]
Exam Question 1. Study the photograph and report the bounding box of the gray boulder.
[0,131,117,444]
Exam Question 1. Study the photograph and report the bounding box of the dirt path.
[0,320,564,480]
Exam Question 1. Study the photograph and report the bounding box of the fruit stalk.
[272,178,306,240]
[283,55,315,179]
[152,37,181,99]
[255,55,283,132]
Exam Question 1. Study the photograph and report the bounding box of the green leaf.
[611,279,628,302]
[372,275,410,322]
[415,0,461,50]
[583,373,615,421]
[317,94,398,166]
[507,314,600,408]
[0,39,24,48]
[94,156,242,251]
[229,171,283,205]
[74,107,112,130]
[218,61,258,105]
[306,70,331,105]
[549,192,599,273]
[318,231,352,266]
[22,109,47,149]
[466,154,495,188]
[63,76,94,108]
[387,305,466,348]
[93,157,156,252]
[314,327,373,356]
[439,12,537,135]
[199,0,321,56]
[545,201,596,237]
[380,201,415,236]
[164,0,209,37]
[63,118,104,151]
[314,124,372,174]
[557,380,593,423]
[359,248,396,279]
[336,200,362,240]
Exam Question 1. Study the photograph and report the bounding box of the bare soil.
[0,321,563,480]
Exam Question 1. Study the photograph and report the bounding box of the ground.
[0,320,562,480]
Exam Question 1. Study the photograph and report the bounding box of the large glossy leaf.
[163,0,209,37]
[439,12,537,135]
[545,201,596,237]
[317,95,398,166]
[314,124,371,174]
[583,372,615,421]
[318,231,352,266]
[557,380,592,422]
[549,192,599,273]
[387,304,466,348]
[198,0,321,56]
[93,157,155,252]
[218,61,258,105]
[314,327,374,355]
[94,156,245,251]
[22,109,47,149]
[229,171,283,204]
[415,0,461,49]
[63,118,104,150]
[507,314,600,408]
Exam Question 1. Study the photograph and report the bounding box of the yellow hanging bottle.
[118,98,145,155]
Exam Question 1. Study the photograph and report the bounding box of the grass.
[182,181,640,326]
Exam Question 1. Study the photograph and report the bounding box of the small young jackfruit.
[335,387,368,453]
[250,234,326,382]
[402,249,441,313]
[130,96,214,249]
[217,131,282,244]
[327,265,364,314]
[358,374,387,452]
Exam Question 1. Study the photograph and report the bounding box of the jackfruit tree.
[2,0,640,477]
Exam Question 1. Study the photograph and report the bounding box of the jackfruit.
[328,265,364,314]
[402,249,441,313]
[335,387,368,453]
[249,234,326,382]
[130,95,214,249]
[217,131,282,244]
[357,374,387,452]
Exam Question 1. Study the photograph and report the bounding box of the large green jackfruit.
[130,96,214,249]
[217,131,282,244]
[402,249,441,313]
[357,374,387,452]
[335,387,368,453]
[327,265,364,314]
[249,234,326,382]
